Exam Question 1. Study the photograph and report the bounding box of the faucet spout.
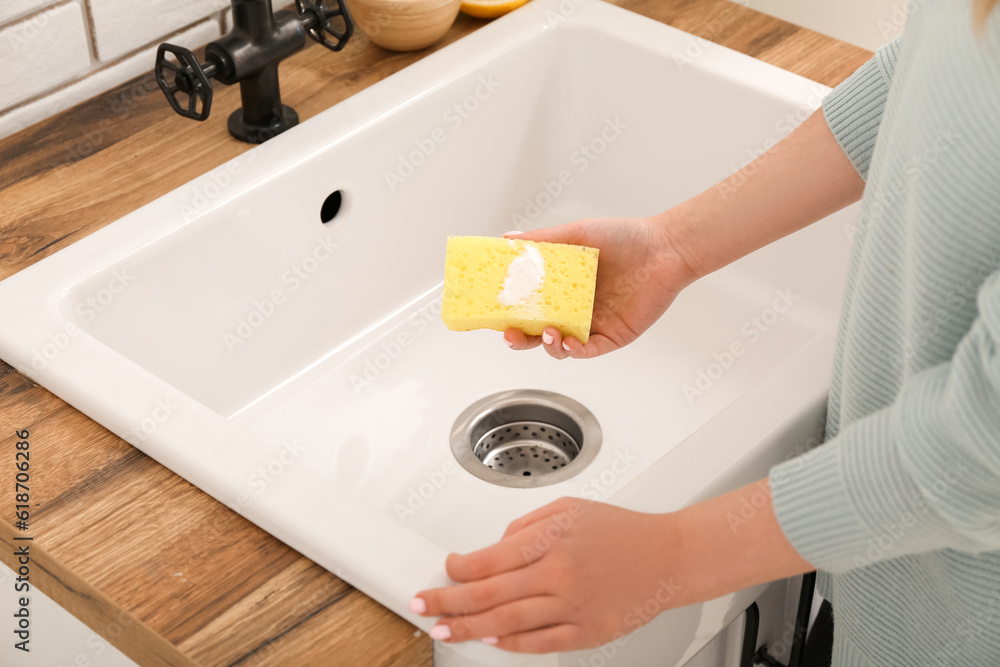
[154,0,354,143]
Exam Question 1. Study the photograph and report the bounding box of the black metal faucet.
[154,0,354,144]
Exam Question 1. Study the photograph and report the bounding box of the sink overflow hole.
[320,190,343,224]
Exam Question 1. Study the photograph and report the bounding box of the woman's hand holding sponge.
[442,217,699,360]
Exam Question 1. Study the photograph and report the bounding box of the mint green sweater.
[768,1,1000,664]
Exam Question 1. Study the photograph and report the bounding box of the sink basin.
[0,1,857,664]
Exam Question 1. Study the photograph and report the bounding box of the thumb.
[503,221,584,246]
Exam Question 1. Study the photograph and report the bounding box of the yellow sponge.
[441,236,599,343]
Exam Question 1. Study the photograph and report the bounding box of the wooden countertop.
[0,2,869,665]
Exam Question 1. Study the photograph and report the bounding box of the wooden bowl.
[347,0,462,51]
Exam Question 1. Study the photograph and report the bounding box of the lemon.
[460,0,531,19]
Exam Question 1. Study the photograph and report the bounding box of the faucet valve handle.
[155,43,215,121]
[297,0,354,52]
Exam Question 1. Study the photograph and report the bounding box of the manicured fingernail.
[503,230,523,236]
[562,341,570,351]
[408,597,426,614]
[542,331,554,345]
[430,625,452,640]
[504,338,514,348]
[482,636,499,645]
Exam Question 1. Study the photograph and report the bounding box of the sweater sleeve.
[822,37,902,180]
[769,269,1000,573]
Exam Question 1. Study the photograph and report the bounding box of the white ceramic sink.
[0,1,857,664]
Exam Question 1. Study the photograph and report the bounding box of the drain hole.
[474,419,580,479]
[320,190,343,224]
[451,390,602,489]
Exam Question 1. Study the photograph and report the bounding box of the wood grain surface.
[0,1,870,665]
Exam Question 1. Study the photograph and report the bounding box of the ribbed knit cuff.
[822,38,902,180]
[769,437,877,573]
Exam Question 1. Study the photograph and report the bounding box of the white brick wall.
[0,0,59,25]
[0,2,91,108]
[89,0,228,61]
[0,19,221,139]
[0,0,227,141]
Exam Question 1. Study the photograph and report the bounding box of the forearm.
[655,109,864,280]
[660,478,814,606]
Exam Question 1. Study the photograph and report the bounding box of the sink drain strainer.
[451,390,602,488]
